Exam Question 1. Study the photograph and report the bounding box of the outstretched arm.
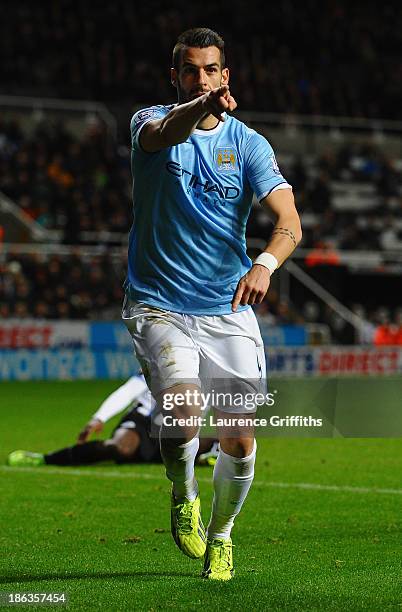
[77,418,104,444]
[139,86,237,153]
[76,376,148,443]
[232,189,302,311]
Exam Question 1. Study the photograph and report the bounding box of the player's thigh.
[199,308,265,379]
[123,302,200,396]
[159,382,203,441]
[198,309,266,414]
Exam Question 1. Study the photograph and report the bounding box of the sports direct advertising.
[0,321,401,380]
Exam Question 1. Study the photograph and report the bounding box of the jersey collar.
[193,114,226,136]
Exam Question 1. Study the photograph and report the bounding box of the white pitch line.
[256,481,402,495]
[1,465,402,496]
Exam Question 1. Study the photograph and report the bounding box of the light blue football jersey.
[125,104,289,315]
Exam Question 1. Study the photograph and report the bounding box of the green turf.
[1,380,402,611]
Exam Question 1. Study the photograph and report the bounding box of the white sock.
[160,435,199,501]
[207,441,256,540]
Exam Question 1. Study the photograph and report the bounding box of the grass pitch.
[1,379,402,611]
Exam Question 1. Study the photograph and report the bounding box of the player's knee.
[220,437,254,458]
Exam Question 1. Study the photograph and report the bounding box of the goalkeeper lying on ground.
[7,374,219,467]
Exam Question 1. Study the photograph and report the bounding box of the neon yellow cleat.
[171,492,206,559]
[7,450,45,467]
[202,537,234,581]
[197,441,219,467]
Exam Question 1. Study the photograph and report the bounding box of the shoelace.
[175,503,193,534]
[209,541,233,571]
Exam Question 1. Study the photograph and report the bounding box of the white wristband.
[253,252,278,275]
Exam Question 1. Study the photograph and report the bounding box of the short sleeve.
[245,130,290,201]
[130,106,167,151]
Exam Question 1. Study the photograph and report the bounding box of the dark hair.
[172,28,225,71]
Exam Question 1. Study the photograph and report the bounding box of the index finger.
[210,85,229,101]
[227,96,237,112]
[215,85,229,96]
[231,282,244,312]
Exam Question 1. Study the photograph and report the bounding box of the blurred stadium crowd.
[1,0,401,119]
[0,253,122,321]
[1,118,401,249]
[0,119,132,242]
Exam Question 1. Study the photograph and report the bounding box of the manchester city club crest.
[215,147,237,173]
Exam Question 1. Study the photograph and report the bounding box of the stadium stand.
[0,118,131,244]
[1,1,401,119]
[1,118,401,250]
[0,252,124,320]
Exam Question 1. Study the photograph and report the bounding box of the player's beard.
[177,83,209,105]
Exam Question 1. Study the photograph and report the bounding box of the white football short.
[122,298,266,414]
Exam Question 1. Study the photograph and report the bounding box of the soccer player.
[123,28,302,580]
[7,374,219,467]
[7,374,160,466]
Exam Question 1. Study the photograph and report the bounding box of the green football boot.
[171,491,206,559]
[197,441,219,467]
[7,450,45,467]
[202,537,234,581]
